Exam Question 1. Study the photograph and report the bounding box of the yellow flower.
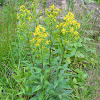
[49,14,53,18]
[28,16,31,20]
[63,23,66,27]
[70,16,74,20]
[42,27,45,31]
[30,38,35,42]
[41,46,45,49]
[74,31,78,35]
[77,23,80,28]
[72,20,77,25]
[37,38,41,43]
[55,8,61,12]
[44,33,49,37]
[68,12,74,18]
[64,15,69,20]
[39,16,43,19]
[17,14,20,19]
[50,4,55,9]
[31,25,49,48]
[78,35,80,38]
[46,9,50,15]
[75,38,77,40]
[34,32,37,36]
[70,27,74,32]
[19,9,23,12]
[27,10,30,14]
[61,28,66,34]
[54,19,56,22]
[60,23,63,26]
[31,2,34,7]
[46,40,51,44]
[69,20,73,24]
[53,11,58,16]
[68,12,72,15]
[35,43,40,47]
[20,5,25,9]
[65,21,69,25]
[64,38,68,43]
[56,25,59,28]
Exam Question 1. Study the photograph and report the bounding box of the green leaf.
[0,87,3,95]
[76,43,82,47]
[67,51,76,57]
[16,92,24,96]
[61,84,71,89]
[37,91,43,100]
[74,85,78,89]
[52,50,59,54]
[73,78,77,84]
[33,67,42,73]
[65,79,69,83]
[5,96,10,100]
[16,98,27,100]
[49,90,55,94]
[32,85,42,93]
[44,80,51,86]
[76,51,85,58]
[30,96,38,100]
[86,0,94,3]
[40,75,44,83]
[54,79,59,89]
[82,74,88,79]
[62,90,73,95]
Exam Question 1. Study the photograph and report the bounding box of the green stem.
[41,49,44,73]
[59,29,65,64]
[49,24,52,67]
[49,35,51,67]
[26,31,34,66]
[41,45,45,99]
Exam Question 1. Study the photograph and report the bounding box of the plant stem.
[26,31,34,66]
[41,49,44,73]
[49,23,52,67]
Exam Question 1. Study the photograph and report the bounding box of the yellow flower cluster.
[50,4,55,9]
[64,12,80,29]
[46,5,61,22]
[56,12,80,43]
[61,28,66,35]
[64,12,74,20]
[30,25,50,47]
[20,5,25,9]
[74,31,80,39]
[17,5,31,21]
[31,1,39,7]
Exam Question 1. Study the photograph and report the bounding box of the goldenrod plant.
[11,3,82,100]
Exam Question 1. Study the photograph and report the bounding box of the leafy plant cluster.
[0,0,98,100]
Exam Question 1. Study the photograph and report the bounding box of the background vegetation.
[0,0,100,100]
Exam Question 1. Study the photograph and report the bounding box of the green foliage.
[0,0,17,59]
[95,0,100,4]
[0,0,99,100]
[86,0,100,4]
[0,0,5,6]
[66,0,74,11]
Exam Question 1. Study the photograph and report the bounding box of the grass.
[0,0,100,100]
